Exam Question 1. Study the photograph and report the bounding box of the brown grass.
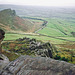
[58,44,75,49]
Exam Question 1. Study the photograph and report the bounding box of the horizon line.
[0,4,75,7]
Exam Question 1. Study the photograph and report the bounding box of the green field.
[4,17,75,44]
[4,33,65,44]
[38,18,75,37]
[4,33,75,44]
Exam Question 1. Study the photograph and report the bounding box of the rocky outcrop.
[71,32,75,37]
[4,37,53,58]
[0,29,5,53]
[0,54,9,70]
[0,55,75,75]
[33,42,53,58]
[20,38,53,58]
[0,29,9,70]
[0,29,5,40]
[0,9,34,32]
[0,9,16,26]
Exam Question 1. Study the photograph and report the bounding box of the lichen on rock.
[0,55,75,75]
[0,54,9,70]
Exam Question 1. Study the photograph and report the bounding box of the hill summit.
[0,9,34,32]
[0,9,16,25]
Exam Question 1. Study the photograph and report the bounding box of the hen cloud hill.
[0,9,34,32]
[0,30,75,75]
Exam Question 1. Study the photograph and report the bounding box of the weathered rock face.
[0,54,9,70]
[0,29,9,70]
[16,38,53,58]
[0,55,75,75]
[0,29,5,40]
[0,29,5,53]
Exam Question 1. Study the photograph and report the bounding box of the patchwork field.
[0,5,75,64]
[3,17,75,64]
[38,18,75,37]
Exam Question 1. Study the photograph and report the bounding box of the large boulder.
[0,54,9,70]
[0,29,5,40]
[0,55,75,75]
[0,29,9,70]
[0,29,5,53]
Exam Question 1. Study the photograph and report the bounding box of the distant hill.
[0,5,75,19]
[0,9,34,32]
[0,5,75,36]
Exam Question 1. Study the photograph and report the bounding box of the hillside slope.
[0,9,34,32]
[0,29,75,75]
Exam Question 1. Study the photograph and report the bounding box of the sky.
[0,0,75,6]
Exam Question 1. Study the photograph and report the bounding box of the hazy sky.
[0,0,75,6]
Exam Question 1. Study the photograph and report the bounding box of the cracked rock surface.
[0,55,75,75]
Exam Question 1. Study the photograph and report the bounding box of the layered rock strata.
[0,55,75,75]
